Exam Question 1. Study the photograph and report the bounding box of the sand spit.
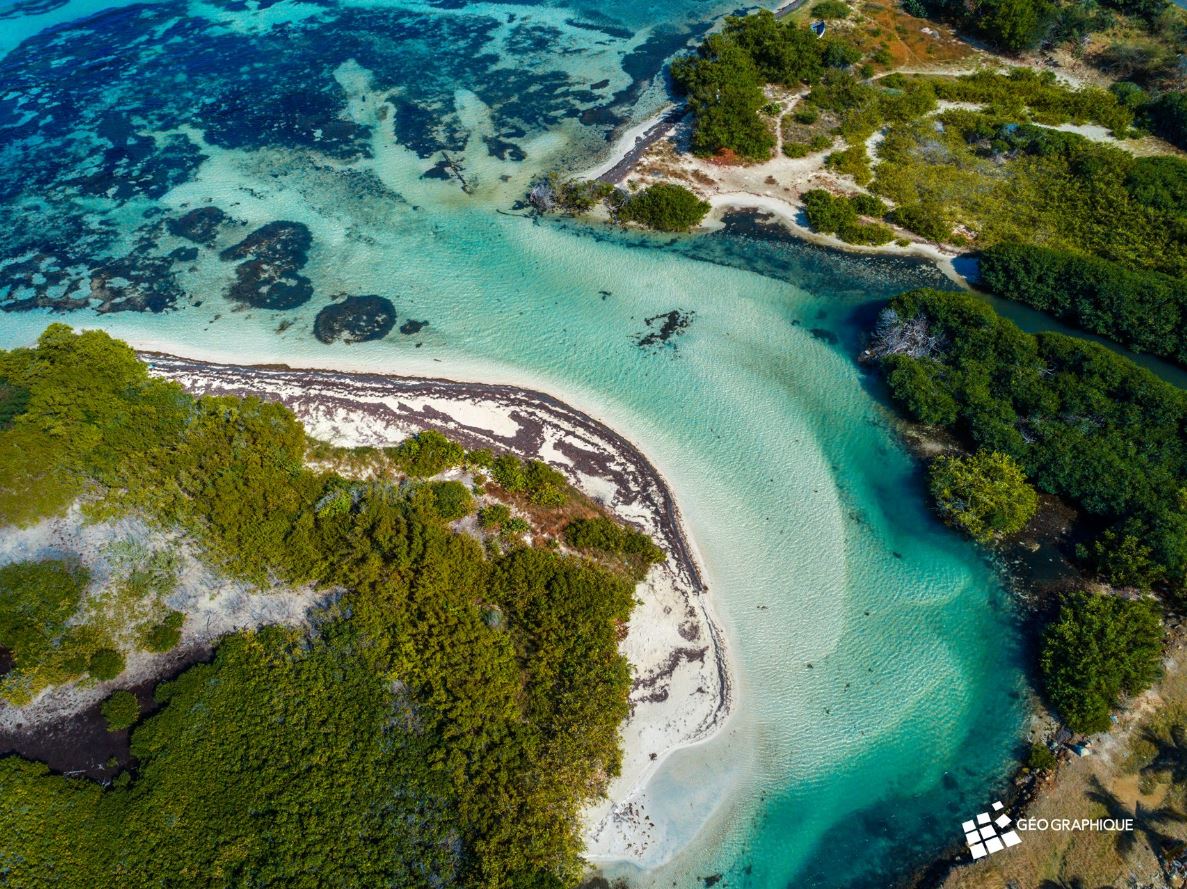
[141,352,732,863]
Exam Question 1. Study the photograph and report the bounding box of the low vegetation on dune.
[870,103,1187,277]
[660,3,1187,281]
[0,325,664,888]
[913,0,1186,68]
[789,66,1187,267]
[617,183,710,232]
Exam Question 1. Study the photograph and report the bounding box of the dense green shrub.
[416,480,474,522]
[553,176,616,213]
[876,289,1187,594]
[794,105,820,124]
[784,135,833,157]
[802,190,892,243]
[1040,591,1162,733]
[802,189,858,233]
[465,448,494,470]
[822,39,862,69]
[618,183,710,232]
[1124,155,1187,215]
[139,610,184,654]
[491,453,527,492]
[982,0,1054,53]
[837,220,895,245]
[1081,529,1164,589]
[1101,0,1171,22]
[812,0,851,16]
[825,144,872,184]
[1111,81,1148,110]
[0,560,92,704]
[503,516,531,537]
[671,34,776,160]
[1026,742,1057,771]
[1146,92,1187,150]
[489,454,569,506]
[563,516,623,552]
[389,430,465,477]
[979,243,1187,364]
[477,503,511,529]
[563,517,665,579]
[0,378,29,430]
[888,202,952,241]
[522,460,568,507]
[929,451,1038,543]
[721,11,824,85]
[917,0,1054,53]
[883,355,960,425]
[850,192,889,217]
[100,690,140,732]
[0,326,190,527]
[87,648,125,681]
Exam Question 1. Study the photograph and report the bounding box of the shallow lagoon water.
[0,1,1028,886]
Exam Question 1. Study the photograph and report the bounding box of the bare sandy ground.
[0,506,329,736]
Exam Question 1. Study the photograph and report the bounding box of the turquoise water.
[0,1,1029,886]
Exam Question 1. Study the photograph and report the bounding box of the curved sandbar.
[142,352,732,862]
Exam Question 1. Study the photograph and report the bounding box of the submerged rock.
[167,207,229,245]
[220,220,314,310]
[637,309,694,349]
[313,295,397,344]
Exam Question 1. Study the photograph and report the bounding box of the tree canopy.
[618,183,710,232]
[929,451,1038,543]
[874,289,1187,600]
[979,242,1187,366]
[1040,591,1163,733]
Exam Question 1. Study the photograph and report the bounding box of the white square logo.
[962,801,1020,859]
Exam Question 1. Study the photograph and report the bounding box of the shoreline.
[703,191,971,287]
[585,107,680,182]
[577,99,975,288]
[140,350,734,865]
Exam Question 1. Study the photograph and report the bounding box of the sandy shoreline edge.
[582,109,974,287]
[140,350,734,865]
